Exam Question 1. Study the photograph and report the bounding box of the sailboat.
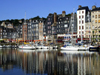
[18,12,35,50]
[35,42,48,49]
[61,9,79,51]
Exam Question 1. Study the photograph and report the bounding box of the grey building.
[17,24,22,38]
[46,13,54,36]
[57,14,70,34]
[69,13,77,34]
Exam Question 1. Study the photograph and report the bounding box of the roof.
[91,7,100,11]
[77,6,89,10]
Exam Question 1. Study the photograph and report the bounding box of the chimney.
[92,5,96,10]
[71,13,73,16]
[62,11,66,17]
[78,5,82,8]
[29,19,32,22]
[54,12,57,23]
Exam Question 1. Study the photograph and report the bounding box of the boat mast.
[71,8,74,45]
[81,11,83,43]
[31,22,32,43]
[88,11,91,43]
[24,12,26,43]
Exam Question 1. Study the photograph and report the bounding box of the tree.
[13,19,19,26]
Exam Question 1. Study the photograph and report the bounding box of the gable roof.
[77,6,89,11]
[91,7,100,11]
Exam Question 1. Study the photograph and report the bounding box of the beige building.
[39,21,44,43]
[91,5,100,43]
[85,22,92,39]
[22,22,27,41]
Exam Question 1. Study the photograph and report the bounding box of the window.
[95,15,97,18]
[36,24,38,27]
[89,31,91,33]
[79,16,81,19]
[82,20,84,24]
[92,31,94,33]
[49,26,51,29]
[79,21,81,24]
[82,11,84,13]
[82,15,84,18]
[79,11,81,14]
[66,18,68,20]
[95,20,97,23]
[48,22,51,24]
[82,31,84,34]
[82,26,84,29]
[98,20,100,23]
[89,26,91,29]
[86,27,88,29]
[79,26,81,29]
[48,31,49,33]
[64,21,67,23]
[92,20,94,23]
[48,18,50,21]
[48,26,49,29]
[64,24,68,27]
[92,15,94,18]
[24,26,26,28]
[99,30,100,33]
[49,31,51,33]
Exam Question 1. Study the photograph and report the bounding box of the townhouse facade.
[77,5,90,43]
[91,5,100,43]
[22,22,28,42]
[0,22,16,42]
[1,5,100,44]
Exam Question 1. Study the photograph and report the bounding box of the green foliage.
[0,16,46,26]
[31,16,40,20]
[13,19,19,26]
[66,14,71,17]
[42,17,47,20]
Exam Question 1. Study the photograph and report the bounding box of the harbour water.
[0,48,100,75]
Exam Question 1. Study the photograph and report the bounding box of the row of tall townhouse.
[77,5,100,43]
[16,11,77,44]
[0,22,17,42]
[1,5,100,44]
[16,19,45,43]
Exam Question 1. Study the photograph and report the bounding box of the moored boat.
[18,44,34,50]
[89,45,99,52]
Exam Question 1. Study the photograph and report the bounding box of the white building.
[77,5,89,41]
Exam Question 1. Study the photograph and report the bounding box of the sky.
[0,0,100,21]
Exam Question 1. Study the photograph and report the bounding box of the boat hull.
[61,46,78,51]
[89,46,99,52]
[19,45,34,50]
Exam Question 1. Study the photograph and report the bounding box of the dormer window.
[59,22,60,24]
[48,18,50,21]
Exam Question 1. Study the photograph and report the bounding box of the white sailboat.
[61,8,79,51]
[19,44,33,50]
[18,12,35,50]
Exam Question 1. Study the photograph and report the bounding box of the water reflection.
[0,49,100,75]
